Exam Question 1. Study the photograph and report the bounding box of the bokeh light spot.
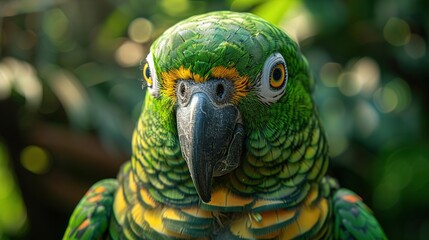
[374,78,411,113]
[20,146,50,174]
[337,72,360,96]
[320,62,342,87]
[161,0,190,16]
[43,8,69,41]
[128,18,154,44]
[405,34,426,59]
[321,97,349,156]
[115,40,146,68]
[0,64,12,100]
[0,168,14,199]
[0,58,42,109]
[327,133,348,157]
[410,155,429,191]
[386,158,413,191]
[383,17,410,46]
[354,100,379,137]
[374,182,400,210]
[352,57,380,96]
[381,87,397,113]
[281,7,316,43]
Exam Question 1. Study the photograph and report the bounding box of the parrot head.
[141,11,314,202]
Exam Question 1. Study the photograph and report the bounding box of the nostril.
[216,83,225,99]
[179,82,186,98]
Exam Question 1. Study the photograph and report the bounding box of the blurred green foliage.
[0,142,27,239]
[0,0,428,239]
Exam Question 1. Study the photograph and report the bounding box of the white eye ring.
[146,53,160,98]
[257,53,288,104]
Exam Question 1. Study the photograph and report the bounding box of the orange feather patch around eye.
[160,66,249,103]
[161,66,206,101]
[211,66,250,103]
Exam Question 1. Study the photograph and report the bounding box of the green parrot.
[63,11,387,239]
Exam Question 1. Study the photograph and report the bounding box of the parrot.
[63,11,387,239]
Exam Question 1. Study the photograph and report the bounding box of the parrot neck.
[130,97,201,206]
[227,112,329,204]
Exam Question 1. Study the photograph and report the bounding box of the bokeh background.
[0,0,428,239]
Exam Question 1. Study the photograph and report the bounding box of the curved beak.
[176,82,244,202]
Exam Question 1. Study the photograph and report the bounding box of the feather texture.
[63,11,386,240]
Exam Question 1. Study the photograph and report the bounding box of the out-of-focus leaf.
[230,0,267,10]
[96,7,133,54]
[252,0,298,24]
[0,58,42,110]
[45,67,90,129]
[88,88,134,154]
[0,141,27,237]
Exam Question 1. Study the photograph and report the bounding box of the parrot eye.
[269,63,286,89]
[257,53,288,104]
[142,62,153,86]
[143,53,160,98]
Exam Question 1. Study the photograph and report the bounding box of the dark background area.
[0,0,428,239]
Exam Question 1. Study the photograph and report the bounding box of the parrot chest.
[110,163,332,239]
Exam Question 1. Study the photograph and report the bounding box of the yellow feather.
[230,214,281,239]
[144,207,192,238]
[205,186,253,210]
[113,186,127,225]
[131,204,146,226]
[249,209,295,232]
[306,184,319,205]
[139,187,158,209]
[132,157,148,183]
[279,186,328,239]
[128,171,137,193]
[181,206,213,219]
[230,215,254,239]
[162,208,183,222]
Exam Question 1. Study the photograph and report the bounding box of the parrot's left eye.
[269,63,286,89]
[257,53,288,104]
[142,53,160,98]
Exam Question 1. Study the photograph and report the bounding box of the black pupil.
[145,65,151,78]
[272,67,283,81]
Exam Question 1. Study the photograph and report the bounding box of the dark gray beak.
[176,80,244,202]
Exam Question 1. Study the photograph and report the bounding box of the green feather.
[63,10,386,239]
[63,179,118,240]
[333,189,387,240]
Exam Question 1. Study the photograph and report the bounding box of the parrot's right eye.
[142,62,153,87]
[143,53,160,98]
